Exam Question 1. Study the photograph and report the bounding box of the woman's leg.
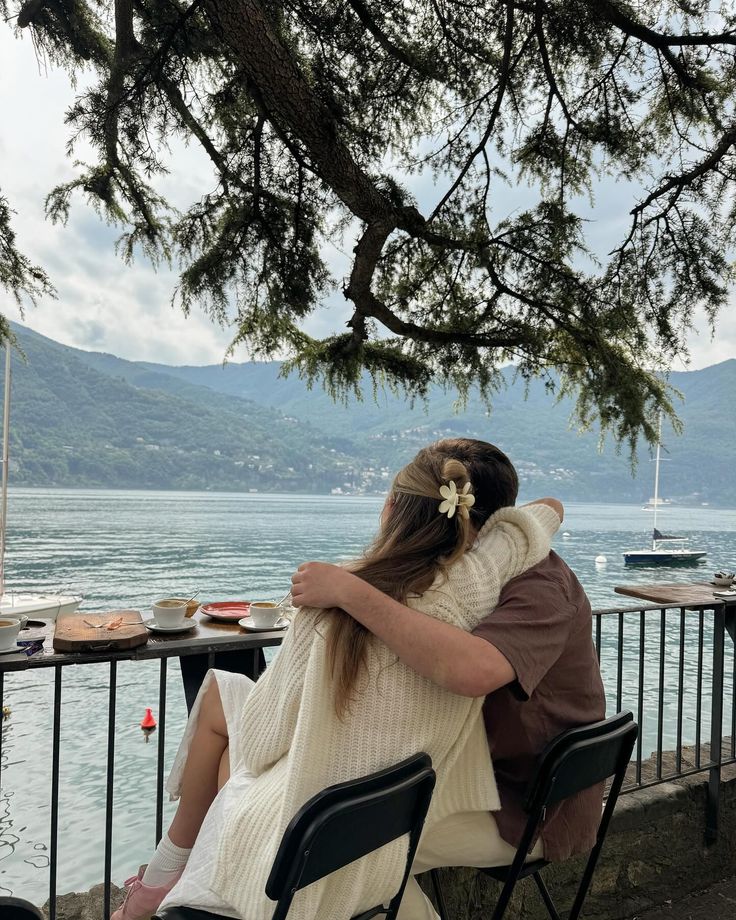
[112,678,231,920]
[167,678,230,847]
[218,745,231,790]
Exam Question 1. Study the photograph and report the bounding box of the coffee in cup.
[152,599,187,628]
[0,618,22,651]
[249,602,283,628]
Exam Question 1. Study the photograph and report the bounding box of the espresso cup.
[2,614,28,631]
[0,618,22,651]
[249,602,283,628]
[152,599,187,628]
[714,574,735,587]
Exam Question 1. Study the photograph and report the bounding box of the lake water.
[1,489,735,904]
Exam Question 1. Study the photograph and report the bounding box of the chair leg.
[429,869,449,920]
[566,839,605,920]
[532,872,561,920]
[489,876,517,920]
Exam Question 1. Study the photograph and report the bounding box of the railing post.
[50,666,63,920]
[104,660,118,919]
[156,657,167,845]
[725,608,736,644]
[706,605,725,844]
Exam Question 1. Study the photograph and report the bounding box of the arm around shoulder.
[293,567,515,697]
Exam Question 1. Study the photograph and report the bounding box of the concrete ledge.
[420,762,736,920]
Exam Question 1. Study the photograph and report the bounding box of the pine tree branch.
[344,0,445,80]
[632,120,736,219]
[590,0,724,88]
[428,1,516,221]
[204,1,393,223]
[534,1,581,132]
[591,0,736,48]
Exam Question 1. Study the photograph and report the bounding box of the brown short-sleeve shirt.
[472,550,606,862]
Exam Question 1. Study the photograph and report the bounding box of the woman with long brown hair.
[113,439,562,920]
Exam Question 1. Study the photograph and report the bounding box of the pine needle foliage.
[4,0,736,450]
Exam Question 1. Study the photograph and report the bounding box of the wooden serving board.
[53,610,148,652]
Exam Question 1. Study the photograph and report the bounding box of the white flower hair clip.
[438,480,476,519]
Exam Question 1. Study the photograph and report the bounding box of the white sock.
[141,832,192,887]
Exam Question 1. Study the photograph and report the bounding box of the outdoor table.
[614,580,736,607]
[0,608,288,711]
[614,580,736,641]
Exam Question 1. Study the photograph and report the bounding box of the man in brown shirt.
[474,551,606,863]
[291,438,606,919]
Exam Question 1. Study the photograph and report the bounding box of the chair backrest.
[0,897,45,920]
[266,753,435,918]
[525,711,638,815]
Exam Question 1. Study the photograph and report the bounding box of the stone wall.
[421,762,736,920]
[42,882,124,920]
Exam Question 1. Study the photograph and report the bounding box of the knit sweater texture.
[212,503,560,919]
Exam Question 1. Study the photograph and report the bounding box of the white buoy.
[595,555,607,565]
[562,531,571,538]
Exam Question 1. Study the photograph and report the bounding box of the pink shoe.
[111,865,183,920]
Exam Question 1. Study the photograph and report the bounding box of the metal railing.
[593,600,735,842]
[0,634,269,920]
[0,600,734,918]
[3,657,179,920]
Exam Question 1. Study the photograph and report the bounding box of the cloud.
[1,26,733,371]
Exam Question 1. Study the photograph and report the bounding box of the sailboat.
[0,342,82,619]
[623,414,706,566]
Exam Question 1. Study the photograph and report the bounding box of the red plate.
[199,601,251,621]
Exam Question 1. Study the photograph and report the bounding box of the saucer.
[0,643,22,655]
[713,589,736,598]
[143,619,197,634]
[238,617,289,632]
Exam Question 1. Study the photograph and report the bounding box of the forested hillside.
[6,323,735,503]
[4,326,368,492]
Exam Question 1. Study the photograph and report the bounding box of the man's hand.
[291,561,359,609]
[526,497,564,521]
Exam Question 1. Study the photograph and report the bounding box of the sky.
[1,25,734,370]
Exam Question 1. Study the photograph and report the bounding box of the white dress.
[162,668,256,918]
[160,503,560,919]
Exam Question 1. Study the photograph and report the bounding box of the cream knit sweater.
[212,503,560,920]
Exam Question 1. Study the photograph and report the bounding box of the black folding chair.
[0,897,45,919]
[156,752,436,920]
[430,711,638,920]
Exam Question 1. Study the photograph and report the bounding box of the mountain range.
[4,322,735,504]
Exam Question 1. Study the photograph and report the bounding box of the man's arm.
[290,498,563,697]
[290,564,515,697]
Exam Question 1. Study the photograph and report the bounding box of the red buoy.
[140,707,157,742]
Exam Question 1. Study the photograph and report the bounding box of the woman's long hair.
[317,439,517,718]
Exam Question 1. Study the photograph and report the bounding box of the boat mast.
[651,411,662,551]
[0,341,10,597]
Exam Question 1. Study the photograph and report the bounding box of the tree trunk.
[204,0,395,226]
